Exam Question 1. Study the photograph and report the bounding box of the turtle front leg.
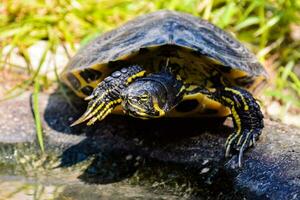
[71,65,146,126]
[189,86,264,167]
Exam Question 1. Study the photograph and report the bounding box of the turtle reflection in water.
[61,10,268,167]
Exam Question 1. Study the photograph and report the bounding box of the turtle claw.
[70,112,91,126]
[70,106,98,126]
[252,136,256,146]
[225,140,233,158]
[225,128,262,167]
[225,134,247,167]
[84,94,95,101]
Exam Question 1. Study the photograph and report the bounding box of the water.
[0,143,183,200]
[0,176,180,200]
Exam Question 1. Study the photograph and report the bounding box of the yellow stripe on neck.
[153,101,165,117]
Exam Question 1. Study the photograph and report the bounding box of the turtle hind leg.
[189,86,264,167]
[71,65,146,126]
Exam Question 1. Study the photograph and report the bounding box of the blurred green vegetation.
[1,0,300,108]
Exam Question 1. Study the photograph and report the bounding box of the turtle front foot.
[209,87,264,167]
[71,65,146,126]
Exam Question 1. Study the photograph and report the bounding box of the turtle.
[61,10,268,167]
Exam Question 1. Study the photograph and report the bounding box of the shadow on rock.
[44,88,234,188]
[58,132,143,184]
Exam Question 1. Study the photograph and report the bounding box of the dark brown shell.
[65,10,267,77]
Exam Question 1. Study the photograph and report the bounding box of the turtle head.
[121,72,184,119]
[121,80,167,118]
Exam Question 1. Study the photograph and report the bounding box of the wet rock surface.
[0,91,299,199]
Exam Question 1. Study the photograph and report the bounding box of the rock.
[0,91,299,199]
[0,93,36,143]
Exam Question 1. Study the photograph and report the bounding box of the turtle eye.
[140,94,149,101]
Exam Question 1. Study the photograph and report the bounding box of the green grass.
[1,0,300,141]
[32,78,45,153]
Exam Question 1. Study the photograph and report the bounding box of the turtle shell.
[61,10,268,116]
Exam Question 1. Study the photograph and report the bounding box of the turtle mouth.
[121,97,160,119]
